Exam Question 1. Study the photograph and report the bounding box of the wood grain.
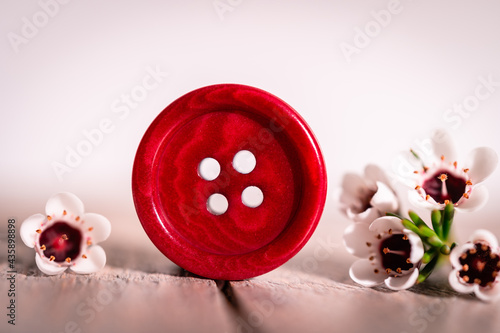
[2,229,500,333]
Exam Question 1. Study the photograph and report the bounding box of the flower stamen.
[65,257,71,263]
[49,256,55,261]
[439,173,449,197]
[40,245,46,251]
[61,234,68,241]
[36,229,42,234]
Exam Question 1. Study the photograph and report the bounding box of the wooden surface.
[2,216,500,333]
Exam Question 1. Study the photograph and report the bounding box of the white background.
[1,0,500,249]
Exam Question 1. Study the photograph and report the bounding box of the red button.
[132,84,327,280]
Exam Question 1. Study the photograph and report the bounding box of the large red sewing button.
[132,84,327,280]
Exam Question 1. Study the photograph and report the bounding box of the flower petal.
[448,270,475,294]
[46,192,84,217]
[35,253,67,275]
[408,190,437,210]
[385,269,419,290]
[369,216,405,234]
[456,185,488,212]
[406,231,425,263]
[349,259,386,287]
[341,173,372,197]
[82,213,111,244]
[70,245,106,274]
[475,284,500,302]
[369,182,399,215]
[449,243,475,268]
[469,229,499,249]
[431,129,457,162]
[346,206,381,224]
[343,223,376,258]
[364,164,391,186]
[465,147,498,184]
[20,213,45,248]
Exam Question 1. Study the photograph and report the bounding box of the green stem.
[417,253,440,284]
[422,248,437,264]
[441,204,455,241]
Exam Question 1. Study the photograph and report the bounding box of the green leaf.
[427,235,444,248]
[431,210,443,239]
[386,212,405,220]
[408,210,429,228]
[418,225,437,238]
[401,219,420,235]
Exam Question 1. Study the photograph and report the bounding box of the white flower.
[448,229,500,302]
[408,129,498,212]
[337,164,399,223]
[20,192,111,275]
[344,216,424,290]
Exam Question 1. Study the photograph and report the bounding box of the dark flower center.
[459,243,500,287]
[422,170,467,204]
[39,222,82,263]
[379,234,414,273]
[353,188,376,213]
